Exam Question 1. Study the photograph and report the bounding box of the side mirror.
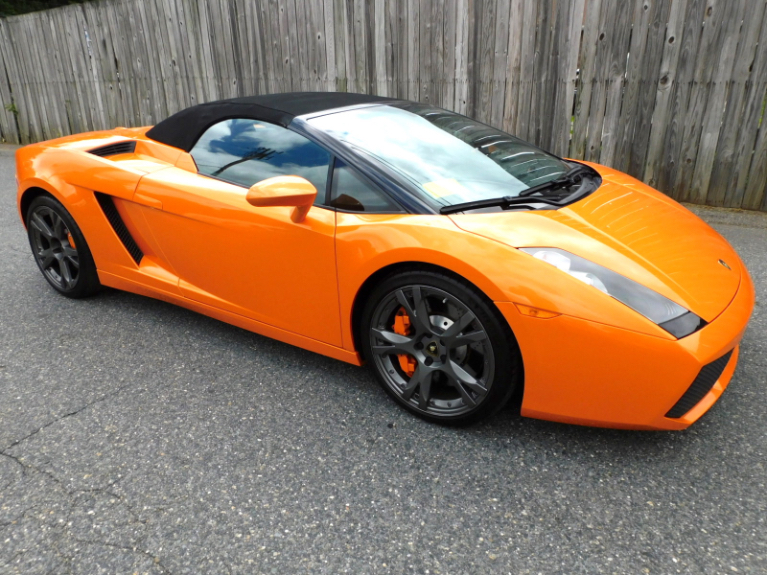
[246,175,318,223]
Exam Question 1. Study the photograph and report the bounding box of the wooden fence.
[1,0,766,211]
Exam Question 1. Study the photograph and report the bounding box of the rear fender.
[16,146,145,272]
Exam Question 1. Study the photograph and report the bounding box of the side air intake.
[665,350,734,418]
[88,141,137,157]
[94,192,144,265]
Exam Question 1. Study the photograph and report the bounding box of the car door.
[133,118,342,346]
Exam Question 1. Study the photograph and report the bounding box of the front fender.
[335,212,672,353]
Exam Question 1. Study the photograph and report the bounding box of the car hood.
[449,167,742,323]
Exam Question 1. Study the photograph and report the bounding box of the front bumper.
[497,268,755,430]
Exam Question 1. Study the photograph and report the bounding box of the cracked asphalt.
[0,146,766,574]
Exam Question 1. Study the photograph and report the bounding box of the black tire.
[26,194,101,298]
[360,270,522,425]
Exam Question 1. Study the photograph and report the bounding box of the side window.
[329,159,402,212]
[190,119,331,196]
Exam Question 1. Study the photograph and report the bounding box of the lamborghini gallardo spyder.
[16,92,754,429]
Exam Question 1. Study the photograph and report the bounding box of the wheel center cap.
[425,341,439,356]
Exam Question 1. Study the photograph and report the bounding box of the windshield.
[307,102,572,208]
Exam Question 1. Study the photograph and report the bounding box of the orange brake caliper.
[393,307,417,377]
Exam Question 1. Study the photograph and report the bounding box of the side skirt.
[98,270,364,366]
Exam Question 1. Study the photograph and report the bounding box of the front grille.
[88,141,136,157]
[665,350,734,418]
[94,192,144,265]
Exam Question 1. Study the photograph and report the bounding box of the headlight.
[520,248,706,338]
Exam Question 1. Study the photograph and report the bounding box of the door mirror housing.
[246,176,318,223]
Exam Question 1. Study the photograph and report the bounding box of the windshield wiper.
[439,164,597,215]
[439,195,571,215]
[518,163,593,197]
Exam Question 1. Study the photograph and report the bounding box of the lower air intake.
[665,350,734,418]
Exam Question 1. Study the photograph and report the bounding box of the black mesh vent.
[94,193,143,265]
[88,141,136,157]
[665,350,734,418]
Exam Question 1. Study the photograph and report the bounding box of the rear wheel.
[26,195,100,298]
[361,270,521,425]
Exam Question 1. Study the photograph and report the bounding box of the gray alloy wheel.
[26,195,100,298]
[362,271,520,425]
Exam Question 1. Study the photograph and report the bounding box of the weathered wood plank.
[583,0,615,163]
[489,0,510,128]
[278,0,297,91]
[711,1,767,207]
[231,0,255,96]
[59,6,96,132]
[550,0,584,156]
[441,0,456,111]
[731,6,767,209]
[310,0,328,91]
[245,0,265,95]
[0,19,21,142]
[332,0,348,92]
[690,0,747,205]
[347,0,365,93]
[742,82,767,210]
[28,13,65,138]
[615,0,671,174]
[418,0,432,102]
[674,0,730,202]
[431,0,445,106]
[322,0,336,91]
[405,0,419,101]
[83,1,120,128]
[473,0,495,122]
[262,0,284,93]
[625,0,673,178]
[385,0,401,98]
[12,14,52,140]
[2,19,33,142]
[595,0,632,167]
[144,0,176,115]
[655,0,706,197]
[570,0,603,159]
[501,0,523,134]
[453,0,469,114]
[179,0,208,107]
[514,0,537,139]
[373,0,387,96]
[104,0,133,126]
[528,0,551,146]
[643,0,689,188]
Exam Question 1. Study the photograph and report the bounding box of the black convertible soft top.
[145,92,394,152]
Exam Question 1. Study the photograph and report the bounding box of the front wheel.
[360,270,522,425]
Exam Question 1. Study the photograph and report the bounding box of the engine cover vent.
[88,141,137,157]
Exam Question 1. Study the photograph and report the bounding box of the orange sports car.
[16,92,754,429]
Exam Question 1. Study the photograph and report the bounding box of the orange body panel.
[451,164,742,323]
[498,266,753,430]
[15,127,755,430]
[132,167,342,346]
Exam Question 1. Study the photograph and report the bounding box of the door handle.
[133,192,163,210]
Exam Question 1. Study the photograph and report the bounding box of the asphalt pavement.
[1,147,765,574]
